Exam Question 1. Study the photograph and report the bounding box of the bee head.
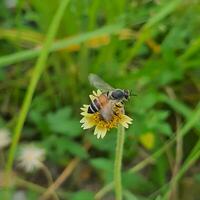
[111,89,125,100]
[124,89,130,100]
[111,89,131,101]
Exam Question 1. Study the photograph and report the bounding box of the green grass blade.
[0,23,124,68]
[144,0,181,29]
[163,140,200,199]
[122,0,181,67]
[5,0,70,180]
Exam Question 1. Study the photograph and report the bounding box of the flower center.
[92,104,124,130]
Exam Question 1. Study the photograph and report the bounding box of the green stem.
[40,164,59,200]
[163,140,200,200]
[95,182,113,200]
[114,125,125,200]
[4,0,70,197]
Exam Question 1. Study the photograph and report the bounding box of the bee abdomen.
[88,99,100,113]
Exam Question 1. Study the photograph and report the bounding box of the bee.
[88,74,131,121]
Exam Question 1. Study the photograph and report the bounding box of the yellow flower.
[139,132,155,150]
[80,90,132,139]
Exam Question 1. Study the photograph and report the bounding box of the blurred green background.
[0,0,200,199]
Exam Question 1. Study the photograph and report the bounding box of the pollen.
[93,105,124,129]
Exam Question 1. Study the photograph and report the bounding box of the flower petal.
[80,106,88,111]
[97,89,102,96]
[80,112,86,116]
[120,121,129,128]
[119,115,133,128]
[80,116,96,129]
[122,115,133,124]
[89,94,96,101]
[93,90,97,96]
[92,89,102,97]
[81,111,92,116]
[80,117,87,123]
[94,125,107,139]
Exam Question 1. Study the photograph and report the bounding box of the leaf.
[133,92,159,113]
[29,110,50,135]
[43,135,88,160]
[31,95,52,113]
[195,173,200,183]
[124,190,139,200]
[47,107,81,137]
[90,158,113,171]
[70,191,94,200]
[151,154,168,186]
[26,190,39,200]
[0,68,5,81]
[43,135,68,163]
[29,96,52,135]
[90,158,113,182]
[87,132,116,152]
[65,139,88,159]
[145,110,172,136]
[155,123,172,136]
[155,196,162,200]
[122,172,154,192]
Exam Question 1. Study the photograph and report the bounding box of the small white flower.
[5,0,17,9]
[0,128,11,150]
[17,145,45,173]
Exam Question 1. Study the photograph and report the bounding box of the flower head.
[80,90,132,139]
[17,145,45,172]
[0,128,11,150]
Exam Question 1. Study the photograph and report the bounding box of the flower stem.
[114,125,125,200]
[40,158,80,200]
[40,163,59,200]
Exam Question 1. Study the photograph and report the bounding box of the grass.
[114,125,125,200]
[0,0,200,199]
[4,0,70,197]
[95,102,200,199]
[0,23,124,67]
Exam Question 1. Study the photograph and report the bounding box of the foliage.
[0,0,200,199]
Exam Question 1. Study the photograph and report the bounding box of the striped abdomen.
[88,94,108,114]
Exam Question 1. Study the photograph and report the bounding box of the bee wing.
[99,101,114,121]
[89,74,114,92]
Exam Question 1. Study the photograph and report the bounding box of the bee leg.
[113,110,118,117]
[113,106,121,117]
[114,102,124,115]
[115,104,122,108]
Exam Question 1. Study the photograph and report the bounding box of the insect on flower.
[80,74,133,139]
